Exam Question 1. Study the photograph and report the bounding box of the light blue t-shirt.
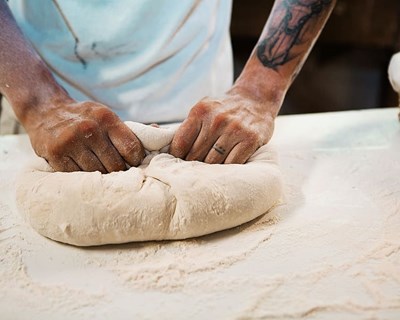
[8,0,233,123]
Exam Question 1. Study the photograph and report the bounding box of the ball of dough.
[389,52,400,94]
[16,122,283,246]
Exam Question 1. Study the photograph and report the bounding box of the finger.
[49,156,80,172]
[108,122,144,167]
[88,135,126,173]
[170,118,201,159]
[204,135,238,164]
[185,125,218,162]
[224,142,259,164]
[73,149,107,173]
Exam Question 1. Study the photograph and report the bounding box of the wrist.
[231,57,289,118]
[6,60,73,129]
[229,76,287,119]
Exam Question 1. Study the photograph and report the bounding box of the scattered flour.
[1,109,399,319]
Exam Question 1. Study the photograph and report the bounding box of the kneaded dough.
[389,52,400,94]
[16,122,283,246]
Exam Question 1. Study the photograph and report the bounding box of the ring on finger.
[212,144,226,155]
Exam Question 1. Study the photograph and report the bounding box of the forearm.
[232,0,336,117]
[0,0,70,127]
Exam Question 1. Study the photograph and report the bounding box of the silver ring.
[213,144,225,155]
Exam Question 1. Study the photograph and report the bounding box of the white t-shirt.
[8,0,233,123]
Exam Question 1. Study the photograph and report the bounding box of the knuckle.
[49,145,64,158]
[46,140,71,158]
[245,131,258,143]
[79,101,99,115]
[94,107,117,124]
[228,124,259,143]
[228,120,245,134]
[35,133,75,159]
[77,119,99,138]
[211,113,228,130]
[190,101,211,118]
[80,101,96,109]
[80,102,117,125]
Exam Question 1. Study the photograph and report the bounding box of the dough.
[16,122,283,246]
[389,52,400,94]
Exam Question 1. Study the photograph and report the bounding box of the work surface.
[1,108,399,319]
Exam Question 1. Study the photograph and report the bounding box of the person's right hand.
[0,0,143,173]
[25,100,144,173]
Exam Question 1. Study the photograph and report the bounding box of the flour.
[16,122,283,246]
[2,109,399,319]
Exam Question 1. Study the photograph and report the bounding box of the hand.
[169,91,275,164]
[26,100,144,173]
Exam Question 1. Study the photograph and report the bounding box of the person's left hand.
[169,91,276,164]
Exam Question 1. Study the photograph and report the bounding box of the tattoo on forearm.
[257,0,332,69]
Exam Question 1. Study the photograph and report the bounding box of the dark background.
[230,0,400,115]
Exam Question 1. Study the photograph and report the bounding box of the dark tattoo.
[257,0,332,69]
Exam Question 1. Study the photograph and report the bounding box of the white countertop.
[1,108,399,319]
